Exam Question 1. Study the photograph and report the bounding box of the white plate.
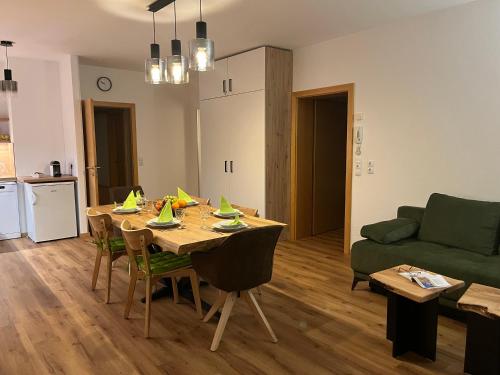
[147,218,181,228]
[212,220,249,232]
[213,209,244,218]
[186,200,199,207]
[113,206,141,214]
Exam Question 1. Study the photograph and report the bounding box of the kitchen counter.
[17,175,78,184]
[0,177,17,183]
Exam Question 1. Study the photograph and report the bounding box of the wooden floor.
[0,230,466,374]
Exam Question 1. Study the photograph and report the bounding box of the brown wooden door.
[83,99,99,207]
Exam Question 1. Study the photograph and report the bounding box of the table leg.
[464,313,500,375]
[387,292,438,361]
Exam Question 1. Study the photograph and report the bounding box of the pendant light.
[165,1,189,84]
[1,41,18,93]
[189,0,214,71]
[145,12,166,84]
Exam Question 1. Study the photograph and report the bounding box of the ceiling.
[1,0,475,71]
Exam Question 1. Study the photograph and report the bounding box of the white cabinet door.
[199,58,228,101]
[227,47,265,96]
[225,90,266,217]
[199,97,231,207]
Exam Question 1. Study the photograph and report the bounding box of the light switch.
[138,157,144,167]
[355,159,362,176]
[355,112,364,121]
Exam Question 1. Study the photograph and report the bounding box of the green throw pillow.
[361,218,419,244]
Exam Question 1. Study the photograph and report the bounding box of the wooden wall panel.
[265,47,293,238]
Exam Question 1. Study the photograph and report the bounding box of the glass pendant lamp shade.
[166,39,189,84]
[189,21,214,71]
[145,44,166,84]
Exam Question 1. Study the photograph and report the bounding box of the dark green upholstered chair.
[120,220,202,338]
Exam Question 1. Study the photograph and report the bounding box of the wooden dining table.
[94,204,286,255]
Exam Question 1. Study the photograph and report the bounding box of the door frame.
[290,83,354,253]
[82,99,139,207]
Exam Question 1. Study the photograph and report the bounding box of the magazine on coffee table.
[399,271,451,289]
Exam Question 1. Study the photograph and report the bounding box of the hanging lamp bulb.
[145,12,166,84]
[165,1,189,84]
[1,41,18,93]
[189,0,214,71]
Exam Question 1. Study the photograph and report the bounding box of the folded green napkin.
[227,214,241,226]
[135,190,142,203]
[177,187,194,202]
[122,191,137,209]
[220,196,235,214]
[157,199,173,223]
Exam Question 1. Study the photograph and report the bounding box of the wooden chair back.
[87,208,114,250]
[232,204,259,217]
[120,220,154,276]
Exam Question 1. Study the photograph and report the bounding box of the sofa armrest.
[397,206,425,224]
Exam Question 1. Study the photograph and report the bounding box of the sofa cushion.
[418,193,500,256]
[361,218,419,244]
[351,239,500,301]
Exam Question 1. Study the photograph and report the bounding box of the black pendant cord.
[174,0,177,40]
[4,46,8,69]
[152,12,156,44]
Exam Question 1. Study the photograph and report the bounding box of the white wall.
[293,0,500,244]
[79,65,199,200]
[8,58,66,176]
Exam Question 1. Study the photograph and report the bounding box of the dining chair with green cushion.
[120,220,203,337]
[191,225,283,351]
[87,208,127,304]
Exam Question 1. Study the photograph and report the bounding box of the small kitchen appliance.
[49,161,61,177]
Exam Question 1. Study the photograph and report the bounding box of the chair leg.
[171,277,179,304]
[203,290,226,323]
[91,251,102,291]
[124,269,138,319]
[105,254,113,304]
[145,277,153,338]
[241,290,278,343]
[210,291,237,351]
[189,271,203,319]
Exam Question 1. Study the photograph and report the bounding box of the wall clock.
[97,76,112,92]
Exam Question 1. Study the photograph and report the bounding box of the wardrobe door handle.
[228,78,233,93]
[224,160,228,173]
[222,80,227,94]
[230,160,233,173]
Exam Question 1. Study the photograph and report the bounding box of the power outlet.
[368,160,375,174]
[355,159,362,176]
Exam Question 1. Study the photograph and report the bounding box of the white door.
[225,90,266,216]
[199,58,228,101]
[227,47,265,96]
[30,182,77,242]
[199,97,231,208]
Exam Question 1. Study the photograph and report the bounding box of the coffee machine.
[49,161,62,177]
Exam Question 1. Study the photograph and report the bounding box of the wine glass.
[199,205,211,229]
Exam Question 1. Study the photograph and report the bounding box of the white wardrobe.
[198,46,292,227]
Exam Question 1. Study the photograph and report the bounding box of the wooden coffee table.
[371,265,464,361]
[458,283,500,375]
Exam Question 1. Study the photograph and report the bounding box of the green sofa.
[351,193,500,310]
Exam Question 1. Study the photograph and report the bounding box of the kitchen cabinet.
[199,47,265,100]
[199,46,292,228]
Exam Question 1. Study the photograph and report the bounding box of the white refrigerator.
[24,182,78,242]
